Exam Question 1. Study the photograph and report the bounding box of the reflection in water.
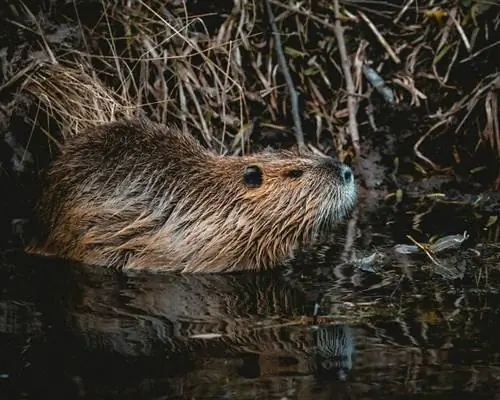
[0,253,358,399]
[1,248,500,399]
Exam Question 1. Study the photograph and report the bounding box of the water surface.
[1,199,499,399]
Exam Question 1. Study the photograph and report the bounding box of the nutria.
[26,117,356,272]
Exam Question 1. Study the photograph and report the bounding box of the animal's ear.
[282,168,304,179]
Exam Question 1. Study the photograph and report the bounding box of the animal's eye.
[284,169,304,179]
[244,165,263,188]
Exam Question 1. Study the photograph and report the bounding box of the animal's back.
[30,118,206,266]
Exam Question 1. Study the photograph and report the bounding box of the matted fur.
[27,118,357,272]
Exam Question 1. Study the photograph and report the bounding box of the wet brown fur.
[26,118,357,272]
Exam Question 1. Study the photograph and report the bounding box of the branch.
[333,0,360,156]
[264,0,305,150]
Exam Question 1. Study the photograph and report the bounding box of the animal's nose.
[319,157,354,185]
[339,164,353,185]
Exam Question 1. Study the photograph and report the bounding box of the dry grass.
[7,0,500,182]
[23,62,136,144]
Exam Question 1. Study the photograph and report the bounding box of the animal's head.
[163,147,357,271]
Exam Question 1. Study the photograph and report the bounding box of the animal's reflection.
[72,264,355,379]
[0,254,355,399]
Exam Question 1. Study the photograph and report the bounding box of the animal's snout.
[339,164,353,185]
[318,157,354,185]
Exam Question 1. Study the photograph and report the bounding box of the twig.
[392,75,427,106]
[460,41,500,64]
[19,1,57,64]
[358,11,401,64]
[332,0,360,155]
[413,117,449,170]
[406,235,442,267]
[268,0,357,32]
[448,8,471,53]
[394,0,416,24]
[0,61,41,94]
[341,207,359,263]
[263,0,305,150]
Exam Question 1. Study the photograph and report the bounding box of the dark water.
[0,193,499,399]
[1,235,500,399]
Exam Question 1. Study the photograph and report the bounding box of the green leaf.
[284,47,307,58]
